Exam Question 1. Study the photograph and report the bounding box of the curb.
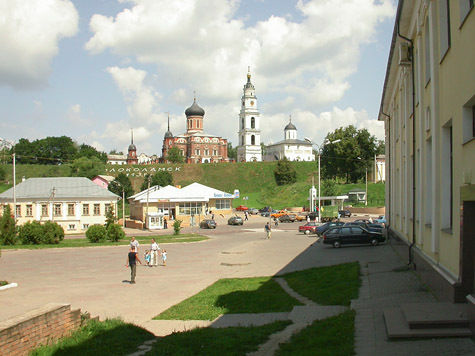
[0,282,18,291]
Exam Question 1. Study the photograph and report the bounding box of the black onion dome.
[164,130,173,138]
[128,143,136,151]
[185,98,205,117]
[284,122,296,130]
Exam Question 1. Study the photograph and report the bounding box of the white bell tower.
[237,67,262,162]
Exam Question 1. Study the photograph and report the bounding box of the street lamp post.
[305,138,341,222]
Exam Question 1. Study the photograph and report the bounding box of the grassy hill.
[0,162,385,209]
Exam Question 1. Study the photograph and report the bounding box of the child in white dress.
[161,249,167,266]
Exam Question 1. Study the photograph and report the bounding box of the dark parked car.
[228,216,244,225]
[279,214,296,223]
[315,221,345,236]
[260,211,271,217]
[338,210,351,218]
[259,206,272,213]
[344,221,383,233]
[298,221,318,235]
[322,226,385,248]
[200,219,217,229]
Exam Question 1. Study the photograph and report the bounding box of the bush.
[107,223,125,242]
[18,221,44,244]
[42,221,64,244]
[0,205,17,245]
[173,220,182,235]
[86,225,107,243]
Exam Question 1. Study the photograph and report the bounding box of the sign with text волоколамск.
[105,166,182,177]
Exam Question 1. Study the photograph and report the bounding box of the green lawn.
[276,310,356,356]
[283,262,360,306]
[146,321,291,355]
[0,234,208,250]
[30,318,291,356]
[30,319,154,356]
[154,277,303,320]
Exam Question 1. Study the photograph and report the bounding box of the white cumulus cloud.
[0,0,78,89]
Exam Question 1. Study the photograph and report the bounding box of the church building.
[264,117,315,162]
[161,99,229,163]
[126,129,138,165]
[237,68,262,162]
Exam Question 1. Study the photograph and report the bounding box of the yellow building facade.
[0,177,119,234]
[379,0,474,304]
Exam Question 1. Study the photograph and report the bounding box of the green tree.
[75,144,107,163]
[274,158,297,185]
[167,146,184,163]
[321,125,377,183]
[0,165,6,181]
[173,219,182,235]
[322,179,338,196]
[70,156,105,179]
[376,140,385,155]
[106,223,125,242]
[0,205,16,245]
[108,173,134,198]
[105,205,116,228]
[227,143,237,160]
[141,171,173,191]
[109,149,123,155]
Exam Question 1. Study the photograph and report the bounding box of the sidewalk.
[351,242,474,355]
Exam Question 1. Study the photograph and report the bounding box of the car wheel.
[304,230,310,235]
[371,238,378,246]
[333,241,341,248]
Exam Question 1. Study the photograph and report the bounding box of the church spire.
[131,128,134,144]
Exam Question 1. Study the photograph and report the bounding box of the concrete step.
[383,308,472,339]
[402,302,470,329]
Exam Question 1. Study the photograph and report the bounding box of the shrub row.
[18,221,65,245]
[86,223,125,243]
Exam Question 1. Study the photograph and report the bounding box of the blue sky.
[0,0,396,155]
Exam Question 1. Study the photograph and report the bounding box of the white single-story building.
[128,182,234,228]
[0,177,120,234]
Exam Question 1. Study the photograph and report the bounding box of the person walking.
[130,237,139,252]
[244,211,249,221]
[265,222,272,239]
[164,218,168,229]
[125,246,142,284]
[150,238,160,267]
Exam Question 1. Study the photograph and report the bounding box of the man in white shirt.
[150,238,160,267]
[130,237,139,252]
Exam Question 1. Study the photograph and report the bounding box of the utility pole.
[122,188,125,228]
[51,187,56,222]
[145,175,151,229]
[13,152,16,222]
[365,166,368,206]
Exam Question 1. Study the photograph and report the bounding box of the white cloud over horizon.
[85,0,392,154]
[0,0,78,89]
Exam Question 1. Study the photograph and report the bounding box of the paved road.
[2,218,473,355]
